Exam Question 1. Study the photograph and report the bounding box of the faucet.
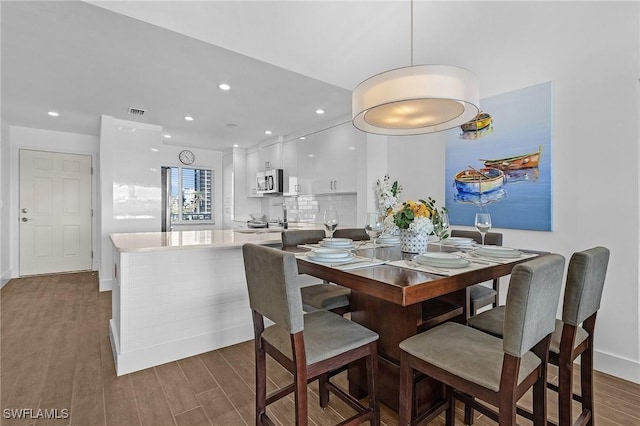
[273,202,288,229]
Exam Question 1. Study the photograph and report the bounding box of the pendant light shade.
[352,64,480,135]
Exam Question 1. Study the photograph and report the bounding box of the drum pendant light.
[352,1,479,135]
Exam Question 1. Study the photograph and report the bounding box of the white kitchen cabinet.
[282,140,298,195]
[259,142,282,170]
[296,122,362,194]
[246,149,262,197]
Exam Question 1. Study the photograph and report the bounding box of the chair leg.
[445,386,456,426]
[318,373,329,408]
[399,351,414,426]
[533,362,548,426]
[255,343,267,425]
[492,278,500,308]
[464,395,475,425]
[581,317,597,426]
[366,343,380,426]
[558,326,578,426]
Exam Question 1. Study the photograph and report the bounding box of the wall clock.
[179,150,195,165]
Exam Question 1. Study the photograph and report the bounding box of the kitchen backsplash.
[262,194,357,227]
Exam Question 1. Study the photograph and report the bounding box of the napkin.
[296,253,388,270]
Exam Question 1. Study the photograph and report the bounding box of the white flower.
[409,216,435,235]
[375,173,402,214]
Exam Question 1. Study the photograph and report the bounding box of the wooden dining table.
[290,244,546,420]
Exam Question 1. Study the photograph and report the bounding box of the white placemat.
[296,253,388,270]
[389,251,539,276]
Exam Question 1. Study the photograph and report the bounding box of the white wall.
[0,119,11,286]
[388,2,639,383]
[7,126,99,280]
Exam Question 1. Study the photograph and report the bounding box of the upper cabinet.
[259,142,282,170]
[298,123,363,194]
[245,122,364,197]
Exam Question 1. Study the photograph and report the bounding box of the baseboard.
[594,349,640,384]
[109,320,255,376]
[0,269,12,289]
[99,277,112,292]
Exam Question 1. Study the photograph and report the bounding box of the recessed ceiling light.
[184,116,194,121]
[219,83,231,91]
[48,111,59,117]
[233,144,239,147]
[265,130,272,135]
[299,136,306,140]
[163,134,172,139]
[315,109,325,115]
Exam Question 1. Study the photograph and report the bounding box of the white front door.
[19,150,92,275]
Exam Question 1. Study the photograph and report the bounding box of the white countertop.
[110,229,283,253]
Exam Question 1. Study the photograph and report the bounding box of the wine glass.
[474,213,492,246]
[323,209,339,241]
[364,212,384,259]
[436,212,450,251]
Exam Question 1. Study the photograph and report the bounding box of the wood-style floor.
[1,272,639,426]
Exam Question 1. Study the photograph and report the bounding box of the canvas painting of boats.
[480,146,542,170]
[454,168,505,194]
[445,82,552,231]
[460,112,492,133]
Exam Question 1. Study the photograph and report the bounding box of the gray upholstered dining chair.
[450,229,504,316]
[398,254,565,426]
[242,243,380,426]
[467,246,609,426]
[281,229,351,315]
[334,227,370,241]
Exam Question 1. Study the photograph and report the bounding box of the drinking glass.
[364,212,384,259]
[474,213,492,246]
[436,212,450,251]
[323,210,339,241]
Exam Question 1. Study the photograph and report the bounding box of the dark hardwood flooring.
[1,272,639,425]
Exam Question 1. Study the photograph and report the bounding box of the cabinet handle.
[333,180,337,190]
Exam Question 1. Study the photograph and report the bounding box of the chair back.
[450,229,503,246]
[334,228,370,241]
[242,243,304,334]
[281,229,326,248]
[562,247,609,326]
[503,254,565,357]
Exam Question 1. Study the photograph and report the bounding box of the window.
[170,167,213,222]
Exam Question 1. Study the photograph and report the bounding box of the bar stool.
[242,243,379,425]
[450,230,503,316]
[281,229,351,315]
[467,247,610,426]
[398,254,565,426]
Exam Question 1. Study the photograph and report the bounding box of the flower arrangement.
[375,174,448,238]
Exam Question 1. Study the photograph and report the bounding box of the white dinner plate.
[377,236,401,245]
[475,246,522,258]
[415,253,471,269]
[322,238,353,244]
[441,237,475,247]
[320,240,355,249]
[309,248,352,259]
[307,251,355,264]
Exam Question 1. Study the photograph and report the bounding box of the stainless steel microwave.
[256,169,283,194]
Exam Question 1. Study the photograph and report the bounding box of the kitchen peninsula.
[109,229,286,376]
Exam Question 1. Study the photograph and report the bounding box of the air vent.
[127,107,146,116]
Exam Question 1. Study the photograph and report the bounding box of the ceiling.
[2,1,545,151]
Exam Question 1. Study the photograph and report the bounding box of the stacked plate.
[307,248,355,264]
[377,235,401,245]
[474,246,522,259]
[415,253,471,269]
[441,237,475,248]
[319,237,355,249]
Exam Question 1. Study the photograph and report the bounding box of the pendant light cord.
[410,0,414,66]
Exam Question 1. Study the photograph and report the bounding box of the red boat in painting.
[481,146,542,171]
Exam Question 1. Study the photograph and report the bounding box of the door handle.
[21,217,31,222]
[21,208,28,213]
